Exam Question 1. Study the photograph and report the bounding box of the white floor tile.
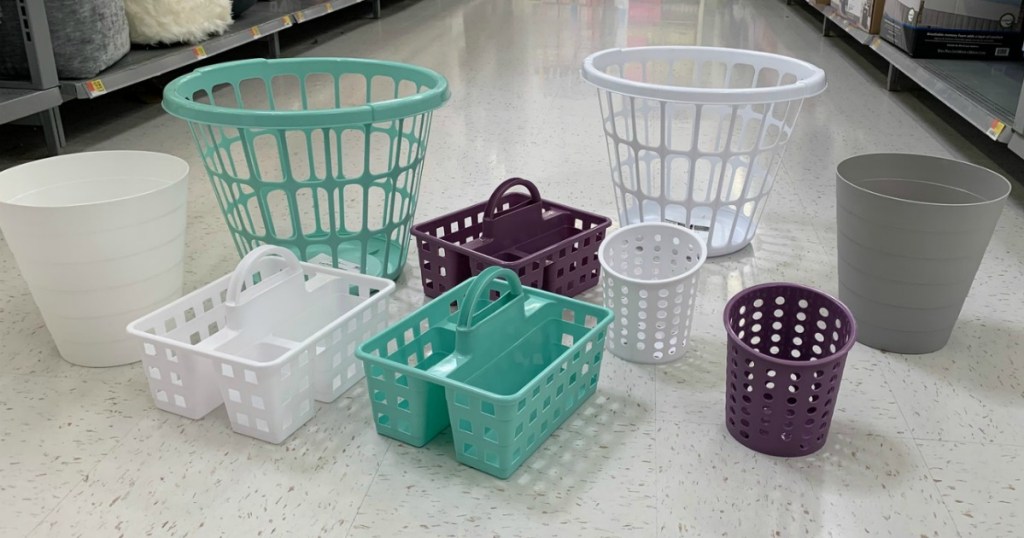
[919,440,1024,537]
[655,420,959,537]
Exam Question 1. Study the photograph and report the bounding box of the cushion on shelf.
[0,0,131,80]
[123,0,232,46]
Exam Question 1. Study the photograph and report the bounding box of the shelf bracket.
[372,0,382,19]
[886,64,906,92]
[265,33,282,59]
[822,15,834,37]
[38,107,66,155]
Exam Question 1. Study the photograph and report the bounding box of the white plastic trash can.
[599,223,706,363]
[582,46,826,256]
[0,151,189,367]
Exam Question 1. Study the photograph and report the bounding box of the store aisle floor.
[2,0,1023,536]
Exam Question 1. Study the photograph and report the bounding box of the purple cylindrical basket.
[723,283,857,457]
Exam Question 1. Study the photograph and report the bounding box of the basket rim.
[162,57,450,129]
[598,222,708,286]
[837,153,1012,208]
[722,282,857,367]
[581,46,826,105]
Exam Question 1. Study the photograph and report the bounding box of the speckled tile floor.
[2,0,1023,536]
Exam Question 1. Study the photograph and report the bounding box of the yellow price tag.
[281,15,292,25]
[192,45,207,59]
[85,79,106,96]
[987,120,1007,140]
[249,26,262,38]
[294,11,306,22]
[326,2,334,12]
[869,36,881,50]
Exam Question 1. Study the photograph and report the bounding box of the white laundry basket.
[582,47,826,256]
[127,246,395,443]
[599,223,706,363]
[0,151,188,367]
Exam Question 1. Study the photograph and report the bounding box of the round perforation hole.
[775,296,785,305]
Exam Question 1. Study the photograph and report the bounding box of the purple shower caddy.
[411,178,611,298]
[723,283,857,457]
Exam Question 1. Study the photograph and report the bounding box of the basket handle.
[225,245,304,308]
[483,177,543,221]
[457,266,524,328]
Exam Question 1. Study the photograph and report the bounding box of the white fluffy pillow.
[124,0,233,46]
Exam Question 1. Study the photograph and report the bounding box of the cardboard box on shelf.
[881,0,1024,59]
[831,0,885,34]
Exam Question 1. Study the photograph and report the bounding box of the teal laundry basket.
[163,58,450,280]
[357,267,613,479]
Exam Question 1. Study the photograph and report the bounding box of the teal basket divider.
[356,267,613,479]
[162,58,450,280]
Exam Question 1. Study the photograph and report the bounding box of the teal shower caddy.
[356,267,613,478]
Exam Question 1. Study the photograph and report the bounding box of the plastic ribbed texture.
[356,267,613,479]
[163,58,450,280]
[599,223,706,363]
[582,47,826,256]
[836,153,1010,354]
[0,151,188,367]
[723,283,856,457]
[412,178,611,298]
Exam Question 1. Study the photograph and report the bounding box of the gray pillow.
[0,0,130,80]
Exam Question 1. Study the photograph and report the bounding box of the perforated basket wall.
[599,223,705,364]
[723,283,856,457]
[583,47,825,257]
[163,58,449,280]
[128,257,393,444]
[357,269,612,478]
[412,179,610,299]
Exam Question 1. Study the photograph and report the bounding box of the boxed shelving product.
[832,0,885,33]
[881,0,1024,59]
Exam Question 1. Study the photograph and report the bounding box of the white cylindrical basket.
[0,151,188,367]
[599,223,706,364]
[582,46,826,256]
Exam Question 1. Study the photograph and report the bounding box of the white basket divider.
[127,245,395,443]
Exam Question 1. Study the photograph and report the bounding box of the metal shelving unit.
[789,0,1024,151]
[2,0,379,153]
[0,0,65,154]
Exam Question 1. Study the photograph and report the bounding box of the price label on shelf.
[987,120,1007,140]
[249,26,262,38]
[84,79,107,97]
[326,2,334,12]
[192,45,207,59]
[869,36,881,50]
[294,11,306,22]
[281,15,293,26]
